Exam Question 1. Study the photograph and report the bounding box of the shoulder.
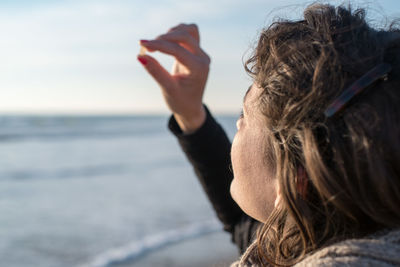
[295,229,400,267]
[231,229,400,267]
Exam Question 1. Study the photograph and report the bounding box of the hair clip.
[324,63,392,118]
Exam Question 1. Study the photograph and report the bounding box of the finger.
[167,23,200,43]
[137,54,176,92]
[156,31,201,54]
[140,40,196,68]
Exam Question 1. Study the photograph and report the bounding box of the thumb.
[137,54,176,92]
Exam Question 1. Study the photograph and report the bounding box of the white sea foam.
[81,219,222,267]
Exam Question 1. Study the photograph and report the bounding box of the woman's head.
[234,3,400,265]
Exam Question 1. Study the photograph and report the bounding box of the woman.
[137,4,400,266]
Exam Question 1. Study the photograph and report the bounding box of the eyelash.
[239,109,244,119]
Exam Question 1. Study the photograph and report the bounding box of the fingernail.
[140,40,149,45]
[137,56,147,65]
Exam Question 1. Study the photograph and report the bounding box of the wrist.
[174,106,206,134]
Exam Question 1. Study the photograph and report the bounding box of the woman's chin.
[230,179,264,223]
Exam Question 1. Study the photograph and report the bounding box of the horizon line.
[0,110,239,116]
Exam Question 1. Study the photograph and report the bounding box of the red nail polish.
[137,56,147,65]
[140,40,149,44]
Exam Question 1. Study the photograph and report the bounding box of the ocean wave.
[0,130,166,143]
[0,164,129,180]
[0,115,169,142]
[80,219,222,267]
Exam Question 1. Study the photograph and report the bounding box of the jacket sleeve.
[168,105,261,253]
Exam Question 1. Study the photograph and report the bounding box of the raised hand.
[137,24,210,133]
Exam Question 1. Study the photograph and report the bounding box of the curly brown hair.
[245,3,400,266]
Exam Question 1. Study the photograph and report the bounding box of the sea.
[0,114,238,267]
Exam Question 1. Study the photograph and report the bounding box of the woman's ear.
[297,166,309,200]
[274,166,309,208]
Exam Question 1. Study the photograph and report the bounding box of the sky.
[1,0,399,114]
